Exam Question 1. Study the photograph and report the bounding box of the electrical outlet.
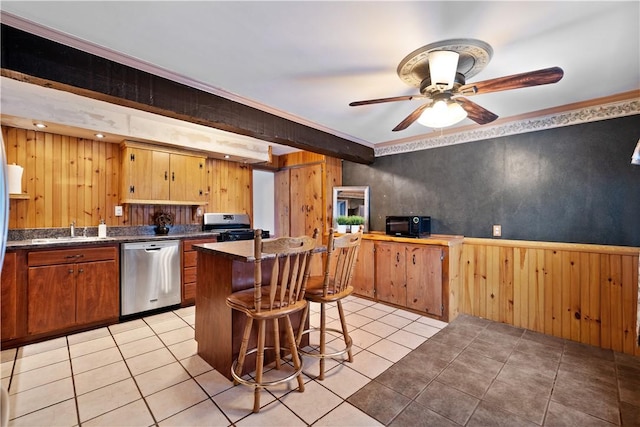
[492,224,502,237]
[115,205,123,217]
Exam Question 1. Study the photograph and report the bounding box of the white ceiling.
[1,1,639,154]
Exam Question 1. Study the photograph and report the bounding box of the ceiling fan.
[349,39,564,131]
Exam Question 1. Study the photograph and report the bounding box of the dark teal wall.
[343,115,640,247]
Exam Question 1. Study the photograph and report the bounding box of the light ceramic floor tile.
[357,306,389,320]
[347,350,394,379]
[387,329,429,349]
[403,321,441,338]
[7,398,77,427]
[318,364,371,399]
[345,312,372,328]
[67,327,110,346]
[108,318,146,335]
[17,337,67,358]
[1,352,15,379]
[179,354,213,377]
[279,380,342,425]
[158,326,195,346]
[300,350,342,379]
[340,300,368,313]
[314,401,384,427]
[83,398,155,427]
[112,325,155,346]
[348,328,382,349]
[8,360,71,395]
[181,314,196,326]
[212,383,276,422]
[74,360,131,396]
[158,399,229,427]
[76,378,142,423]
[417,316,449,329]
[145,379,209,422]
[258,364,310,398]
[126,347,176,376]
[71,347,123,374]
[367,339,413,363]
[69,335,116,359]
[135,361,190,397]
[195,369,234,397]
[391,308,422,321]
[371,303,397,313]
[13,347,69,374]
[143,311,179,325]
[1,348,16,363]
[172,306,195,318]
[167,338,198,360]
[119,335,165,359]
[236,399,306,426]
[359,320,400,338]
[378,312,414,329]
[9,377,75,419]
[324,306,341,320]
[148,317,189,335]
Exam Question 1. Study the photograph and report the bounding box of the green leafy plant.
[336,215,349,225]
[347,215,365,225]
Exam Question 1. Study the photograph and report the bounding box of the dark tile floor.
[348,313,640,426]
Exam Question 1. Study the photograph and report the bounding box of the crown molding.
[374,94,640,157]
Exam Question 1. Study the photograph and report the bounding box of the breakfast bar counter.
[193,240,323,380]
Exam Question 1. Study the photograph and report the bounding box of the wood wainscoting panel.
[461,238,640,356]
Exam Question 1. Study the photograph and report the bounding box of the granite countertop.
[6,225,219,250]
[194,239,326,262]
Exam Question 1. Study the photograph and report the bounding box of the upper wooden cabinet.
[120,141,207,205]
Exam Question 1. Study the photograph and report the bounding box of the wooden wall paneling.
[461,244,474,315]
[560,251,572,339]
[499,246,514,324]
[588,252,602,347]
[44,133,54,227]
[274,169,290,238]
[550,250,563,337]
[83,139,93,226]
[323,156,342,236]
[609,254,623,352]
[568,251,581,342]
[528,249,544,333]
[512,248,526,328]
[543,250,554,335]
[474,244,487,319]
[59,135,70,227]
[600,254,612,349]
[448,243,462,321]
[579,252,591,345]
[485,245,499,321]
[621,255,638,354]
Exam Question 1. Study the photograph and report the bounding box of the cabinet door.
[290,164,324,275]
[170,154,205,201]
[28,265,76,335]
[375,242,406,306]
[76,260,119,324]
[352,239,375,298]
[122,147,154,200]
[1,252,18,340]
[151,150,171,200]
[406,245,443,316]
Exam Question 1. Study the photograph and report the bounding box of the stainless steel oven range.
[202,212,269,241]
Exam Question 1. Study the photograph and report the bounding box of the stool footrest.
[297,327,353,359]
[231,346,304,388]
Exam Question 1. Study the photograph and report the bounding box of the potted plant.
[336,215,349,233]
[348,215,365,233]
[152,211,175,235]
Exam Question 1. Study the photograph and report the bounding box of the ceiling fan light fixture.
[417,99,468,128]
[428,50,459,90]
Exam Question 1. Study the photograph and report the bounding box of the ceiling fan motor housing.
[420,73,466,96]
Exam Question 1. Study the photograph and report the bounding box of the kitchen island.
[193,239,324,380]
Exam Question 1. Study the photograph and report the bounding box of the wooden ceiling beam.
[0,24,374,165]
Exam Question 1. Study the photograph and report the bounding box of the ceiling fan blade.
[458,66,564,96]
[392,102,432,131]
[456,97,499,124]
[349,94,427,106]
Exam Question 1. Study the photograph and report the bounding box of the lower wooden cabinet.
[182,237,217,303]
[351,236,460,321]
[1,252,18,341]
[26,246,119,336]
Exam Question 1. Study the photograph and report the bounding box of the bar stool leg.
[254,319,266,413]
[235,317,253,384]
[273,318,281,369]
[284,315,305,392]
[337,300,353,362]
[295,303,310,347]
[319,302,326,380]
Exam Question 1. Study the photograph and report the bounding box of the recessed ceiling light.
[95,133,105,138]
[34,122,47,128]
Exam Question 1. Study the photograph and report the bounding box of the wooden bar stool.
[296,227,363,379]
[226,229,317,413]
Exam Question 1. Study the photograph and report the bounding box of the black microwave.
[386,216,431,238]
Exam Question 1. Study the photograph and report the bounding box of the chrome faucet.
[70,221,75,237]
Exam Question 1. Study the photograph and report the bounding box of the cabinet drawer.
[183,282,196,301]
[183,266,197,284]
[28,246,117,266]
[183,251,198,268]
[183,238,216,251]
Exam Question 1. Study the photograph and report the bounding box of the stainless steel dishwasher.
[121,240,181,316]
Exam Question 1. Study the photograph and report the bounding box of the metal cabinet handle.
[78,268,84,273]
[396,252,400,262]
[172,171,175,181]
[68,269,74,273]
[165,171,168,180]
[413,254,416,265]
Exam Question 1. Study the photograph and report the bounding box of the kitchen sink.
[31,236,116,244]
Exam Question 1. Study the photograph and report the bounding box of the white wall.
[252,170,275,236]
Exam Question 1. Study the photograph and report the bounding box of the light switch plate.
[115,205,123,217]
[492,224,502,237]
